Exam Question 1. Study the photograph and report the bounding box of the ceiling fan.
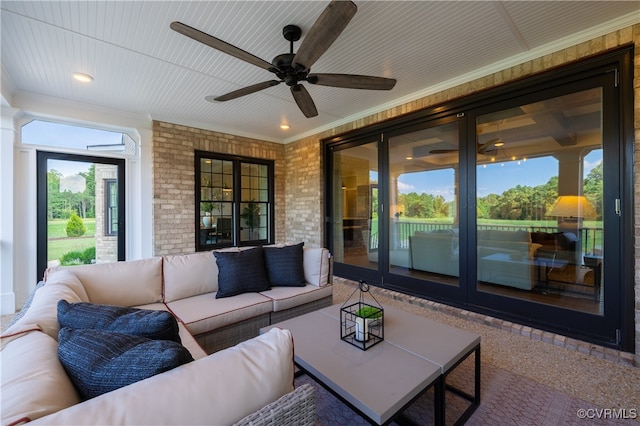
[170,0,396,118]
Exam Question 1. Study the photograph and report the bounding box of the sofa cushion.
[167,292,273,336]
[132,302,208,360]
[263,242,306,287]
[35,328,294,426]
[1,331,81,425]
[303,247,331,287]
[214,246,271,298]
[4,280,45,330]
[58,328,194,400]
[47,257,163,307]
[163,251,219,303]
[57,300,181,343]
[259,283,334,312]
[2,270,89,341]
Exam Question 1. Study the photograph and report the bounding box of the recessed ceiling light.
[280,124,290,130]
[73,73,94,83]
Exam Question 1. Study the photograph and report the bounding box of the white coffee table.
[263,304,480,425]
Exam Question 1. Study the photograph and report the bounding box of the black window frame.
[195,150,275,251]
[104,179,118,236]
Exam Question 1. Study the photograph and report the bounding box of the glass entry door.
[37,152,125,279]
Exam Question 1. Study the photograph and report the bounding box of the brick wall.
[283,138,324,247]
[152,122,285,255]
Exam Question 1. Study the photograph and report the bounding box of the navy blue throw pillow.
[57,300,181,343]
[263,243,306,287]
[213,246,271,298]
[58,328,194,400]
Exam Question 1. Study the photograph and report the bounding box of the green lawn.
[48,218,96,262]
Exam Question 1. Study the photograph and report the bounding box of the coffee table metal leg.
[442,344,481,426]
[434,375,445,425]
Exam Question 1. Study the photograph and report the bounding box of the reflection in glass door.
[330,141,378,269]
[37,152,124,278]
[387,121,460,285]
[476,88,604,315]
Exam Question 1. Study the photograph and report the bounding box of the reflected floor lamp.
[546,195,597,264]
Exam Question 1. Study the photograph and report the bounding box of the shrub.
[66,213,87,237]
[59,251,85,266]
[82,247,96,263]
[60,247,95,266]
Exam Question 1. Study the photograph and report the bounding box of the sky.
[22,120,124,177]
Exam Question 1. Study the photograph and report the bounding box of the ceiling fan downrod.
[271,25,309,87]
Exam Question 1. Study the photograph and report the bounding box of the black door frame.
[36,151,125,279]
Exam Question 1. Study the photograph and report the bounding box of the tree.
[77,165,96,218]
[584,161,603,219]
[47,169,64,219]
[45,166,96,219]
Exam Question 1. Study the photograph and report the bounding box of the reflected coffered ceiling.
[1,1,638,142]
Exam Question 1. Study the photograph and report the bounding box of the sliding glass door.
[325,48,632,351]
[475,87,606,315]
[386,120,460,285]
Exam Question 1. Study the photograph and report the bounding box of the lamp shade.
[546,195,597,219]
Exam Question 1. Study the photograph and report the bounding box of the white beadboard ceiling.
[1,1,638,143]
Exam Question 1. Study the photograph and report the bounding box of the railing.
[371,221,603,255]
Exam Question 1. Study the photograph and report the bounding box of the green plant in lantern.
[355,306,382,319]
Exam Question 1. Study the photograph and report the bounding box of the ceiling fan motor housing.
[271,55,309,87]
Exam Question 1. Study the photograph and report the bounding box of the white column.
[134,127,154,259]
[0,107,19,314]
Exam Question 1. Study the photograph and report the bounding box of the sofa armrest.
[32,328,295,425]
[233,383,316,426]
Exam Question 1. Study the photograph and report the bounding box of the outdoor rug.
[294,356,633,426]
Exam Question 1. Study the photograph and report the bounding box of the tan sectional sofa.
[1,246,331,425]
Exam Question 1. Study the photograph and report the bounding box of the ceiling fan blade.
[477,138,501,153]
[209,80,281,102]
[291,84,318,118]
[292,1,357,71]
[170,21,274,71]
[308,73,396,90]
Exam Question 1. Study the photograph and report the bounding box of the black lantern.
[340,280,384,350]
